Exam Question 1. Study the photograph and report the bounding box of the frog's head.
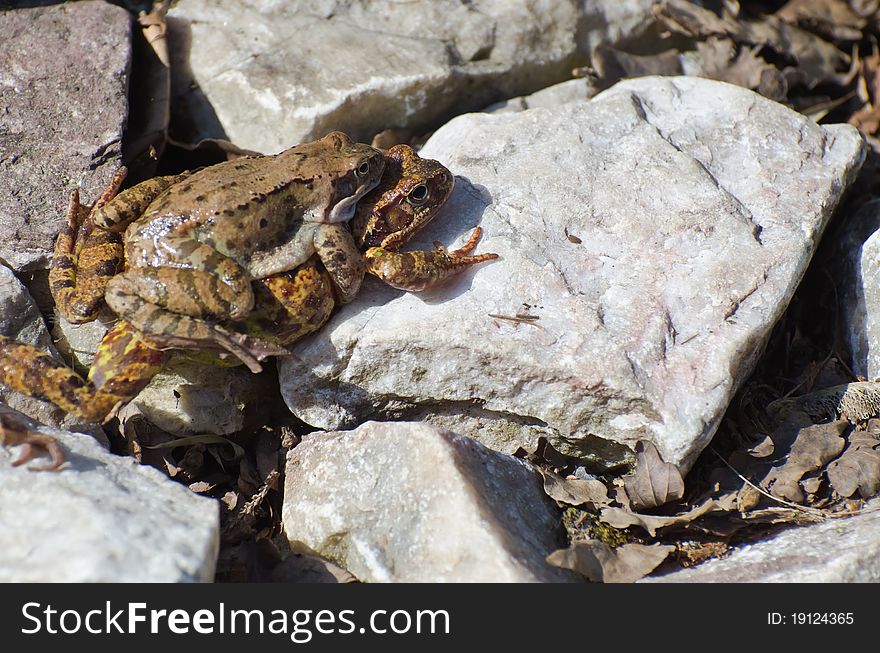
[312,131,386,224]
[353,144,455,250]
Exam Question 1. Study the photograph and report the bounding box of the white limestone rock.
[167,0,657,153]
[279,76,865,471]
[642,502,880,582]
[833,199,880,380]
[282,421,576,582]
[0,406,219,582]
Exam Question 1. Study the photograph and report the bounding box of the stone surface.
[282,421,575,582]
[0,406,219,582]
[167,0,656,153]
[486,77,600,114]
[642,503,880,582]
[0,1,130,271]
[834,199,880,381]
[279,76,865,471]
[127,357,273,436]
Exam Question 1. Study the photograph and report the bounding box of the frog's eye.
[355,161,372,177]
[407,183,430,206]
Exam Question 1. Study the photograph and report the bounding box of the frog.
[0,143,497,430]
[50,131,386,373]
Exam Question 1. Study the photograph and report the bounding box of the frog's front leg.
[49,169,188,323]
[364,227,498,291]
[313,223,366,304]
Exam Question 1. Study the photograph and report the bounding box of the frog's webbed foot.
[365,227,499,292]
[0,413,64,472]
[210,325,291,373]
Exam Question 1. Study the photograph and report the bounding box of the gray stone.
[834,199,880,381]
[167,0,656,153]
[0,1,130,271]
[0,406,219,582]
[642,504,880,582]
[127,357,271,436]
[486,78,600,114]
[282,421,575,582]
[279,76,865,472]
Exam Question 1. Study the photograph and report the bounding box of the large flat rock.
[0,1,130,271]
[282,422,575,582]
[279,76,865,471]
[167,0,656,153]
[0,407,219,582]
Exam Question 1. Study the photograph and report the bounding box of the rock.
[0,1,130,271]
[127,357,276,436]
[0,406,218,582]
[282,421,575,582]
[167,0,657,153]
[486,78,600,114]
[834,199,880,380]
[641,503,880,582]
[279,76,865,472]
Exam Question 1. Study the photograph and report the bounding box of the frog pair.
[0,132,497,424]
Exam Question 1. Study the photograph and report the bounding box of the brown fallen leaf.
[539,469,611,508]
[826,431,880,498]
[547,540,674,583]
[656,0,851,89]
[599,496,735,537]
[622,440,684,511]
[760,420,847,503]
[775,0,866,42]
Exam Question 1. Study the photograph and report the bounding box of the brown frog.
[51,131,385,371]
[0,144,497,430]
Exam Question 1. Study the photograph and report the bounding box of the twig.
[709,446,875,519]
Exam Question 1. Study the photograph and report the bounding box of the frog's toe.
[8,434,64,472]
[211,325,290,373]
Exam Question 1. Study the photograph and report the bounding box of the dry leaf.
[826,431,880,498]
[656,0,850,89]
[761,420,847,503]
[547,540,674,583]
[775,0,866,42]
[599,496,735,536]
[622,440,684,511]
[539,469,611,508]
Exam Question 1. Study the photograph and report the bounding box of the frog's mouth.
[325,178,380,223]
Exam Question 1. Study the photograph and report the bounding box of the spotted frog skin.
[51,131,385,371]
[0,144,497,427]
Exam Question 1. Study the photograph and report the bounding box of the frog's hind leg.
[104,269,286,373]
[0,323,168,423]
[49,172,127,323]
[364,226,499,292]
[49,169,189,324]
